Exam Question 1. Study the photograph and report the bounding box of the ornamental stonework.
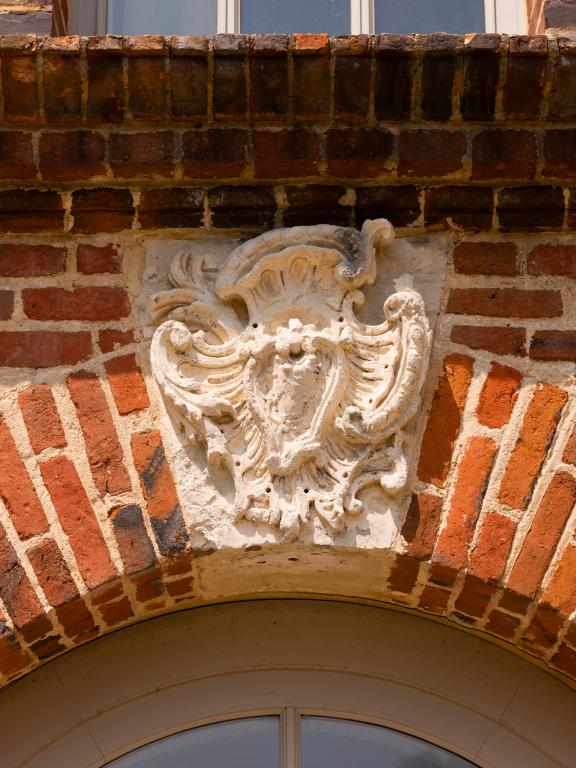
[150,221,431,543]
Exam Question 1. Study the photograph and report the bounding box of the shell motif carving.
[150,221,430,541]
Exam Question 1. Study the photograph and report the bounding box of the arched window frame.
[69,0,528,36]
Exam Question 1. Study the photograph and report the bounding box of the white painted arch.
[1,600,574,767]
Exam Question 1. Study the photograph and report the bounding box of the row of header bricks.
[2,183,576,233]
[0,33,576,125]
[5,126,576,182]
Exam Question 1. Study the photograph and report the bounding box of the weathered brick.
[498,384,568,510]
[40,456,117,589]
[294,50,330,121]
[356,185,421,228]
[0,415,47,539]
[208,186,275,228]
[72,188,135,234]
[544,130,576,177]
[0,629,32,677]
[67,371,131,497]
[0,244,66,276]
[253,130,321,179]
[0,526,43,629]
[55,597,95,640]
[453,242,518,276]
[375,36,414,121]
[454,574,496,618]
[388,554,420,594]
[400,493,443,560]
[504,42,547,120]
[476,362,522,429]
[326,129,394,178]
[105,354,149,415]
[499,588,532,615]
[564,423,576,466]
[447,288,562,318]
[399,130,465,178]
[23,287,130,321]
[543,545,576,615]
[131,430,189,556]
[421,49,457,121]
[417,354,474,487]
[127,54,168,121]
[0,189,63,232]
[552,644,576,678]
[0,331,92,368]
[213,47,247,121]
[548,51,576,122]
[98,328,135,354]
[497,186,565,231]
[530,331,576,361]
[43,52,82,123]
[110,504,156,574]
[0,131,35,179]
[283,186,351,227]
[138,187,205,229]
[451,325,527,357]
[170,44,208,121]
[251,39,289,120]
[460,38,500,121]
[334,41,371,121]
[87,46,125,123]
[527,244,576,277]
[472,130,537,180]
[76,244,121,275]
[18,384,66,454]
[469,512,516,583]
[419,585,451,614]
[522,604,563,650]
[99,596,134,627]
[486,609,521,640]
[39,131,106,181]
[0,291,13,320]
[507,472,576,598]
[182,129,248,178]
[110,132,175,178]
[27,538,78,607]
[434,437,496,571]
[2,54,38,122]
[425,186,493,231]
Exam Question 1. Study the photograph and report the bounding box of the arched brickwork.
[1,34,576,694]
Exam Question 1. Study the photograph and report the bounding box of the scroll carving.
[150,221,430,541]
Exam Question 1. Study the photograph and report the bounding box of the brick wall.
[1,33,576,688]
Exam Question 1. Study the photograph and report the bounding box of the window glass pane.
[240,0,350,35]
[375,0,485,34]
[107,0,216,36]
[107,717,280,768]
[301,717,477,768]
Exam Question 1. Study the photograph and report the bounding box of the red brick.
[18,384,66,454]
[421,43,458,121]
[71,188,135,234]
[400,494,443,559]
[434,437,497,571]
[99,596,133,627]
[0,526,43,630]
[498,185,565,231]
[0,630,32,677]
[451,325,527,357]
[0,416,47,539]
[486,609,521,640]
[86,47,125,123]
[476,362,522,429]
[67,371,132,497]
[419,585,450,614]
[76,244,121,275]
[453,242,518,276]
[138,187,205,229]
[253,130,321,179]
[23,287,130,322]
[543,130,576,177]
[530,330,576,361]
[208,186,275,229]
[504,43,546,120]
[552,644,576,678]
[417,354,474,487]
[472,130,537,180]
[326,129,394,178]
[294,51,330,121]
[447,288,563,319]
[498,384,568,510]
[284,186,352,228]
[563,423,576,466]
[356,185,421,228]
[499,588,532,615]
[182,129,248,178]
[128,56,168,121]
[523,604,564,651]
[388,554,420,594]
[213,40,248,120]
[334,41,371,122]
[527,244,576,277]
[105,354,150,415]
[543,544,576,615]
[39,131,106,181]
[2,55,38,123]
[469,512,516,583]
[0,189,64,233]
[425,186,494,231]
[27,538,78,607]
[251,42,289,120]
[131,430,188,556]
[110,132,175,178]
[399,130,466,177]
[110,504,156,574]
[56,597,95,640]
[42,50,82,124]
[98,328,135,354]
[40,456,117,589]
[0,131,35,179]
[170,41,208,121]
[0,244,66,276]
[507,472,576,598]
[454,574,496,618]
[460,41,500,121]
[375,38,414,121]
[0,331,92,369]
[30,635,66,661]
[0,291,13,320]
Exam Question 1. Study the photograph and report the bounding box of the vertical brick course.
[18,384,66,455]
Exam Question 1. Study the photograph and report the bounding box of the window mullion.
[351,0,374,34]
[217,0,239,33]
[483,0,496,32]
[281,707,301,768]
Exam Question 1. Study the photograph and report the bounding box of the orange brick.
[469,512,516,583]
[105,354,150,415]
[476,362,522,429]
[543,544,576,615]
[18,383,66,455]
[400,493,443,559]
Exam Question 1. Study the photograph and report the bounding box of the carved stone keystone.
[150,221,430,542]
